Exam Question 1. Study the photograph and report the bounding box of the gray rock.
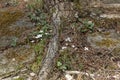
[87,30,120,49]
[0,45,35,76]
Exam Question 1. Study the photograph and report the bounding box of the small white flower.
[13,76,20,79]
[31,40,35,43]
[65,43,68,46]
[71,45,75,48]
[62,46,67,50]
[65,74,73,80]
[35,34,42,39]
[84,47,89,51]
[88,21,92,24]
[65,37,71,42]
[100,14,106,18]
[75,12,78,18]
[50,30,52,32]
[45,33,48,35]
[40,30,43,33]
[30,72,36,76]
[12,58,16,61]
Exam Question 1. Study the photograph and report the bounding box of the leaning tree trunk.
[38,0,61,80]
[38,0,75,80]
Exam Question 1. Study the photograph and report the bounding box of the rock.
[0,8,34,50]
[0,1,36,80]
[87,30,120,49]
[0,45,35,75]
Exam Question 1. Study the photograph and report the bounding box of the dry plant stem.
[100,14,120,19]
[38,3,60,80]
[92,1,120,8]
[65,71,80,74]
[103,4,120,8]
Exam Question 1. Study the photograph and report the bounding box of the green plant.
[57,61,67,70]
[27,0,43,10]
[28,8,51,40]
[31,39,46,72]
[28,9,45,24]
[34,39,45,53]
[13,77,24,80]
[11,37,18,47]
[31,62,39,72]
[57,49,72,70]
[79,63,84,70]
[78,19,94,33]
[28,2,52,72]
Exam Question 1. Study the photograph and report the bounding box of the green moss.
[96,38,119,47]
[34,39,46,53]
[30,39,46,72]
[0,10,24,36]
[31,62,39,72]
[0,10,23,27]
[13,77,24,80]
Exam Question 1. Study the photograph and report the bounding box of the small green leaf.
[57,61,62,67]
[60,65,67,70]
[11,37,17,47]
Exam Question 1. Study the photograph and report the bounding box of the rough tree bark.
[38,0,75,79]
[38,0,61,80]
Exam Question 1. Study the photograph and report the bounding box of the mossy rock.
[0,10,24,36]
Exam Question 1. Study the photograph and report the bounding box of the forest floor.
[0,0,120,80]
[49,1,120,80]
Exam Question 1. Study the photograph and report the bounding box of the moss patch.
[30,39,46,72]
[0,10,24,36]
[96,38,119,47]
[13,77,24,80]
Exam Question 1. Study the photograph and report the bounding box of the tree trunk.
[38,0,61,80]
[38,0,75,79]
